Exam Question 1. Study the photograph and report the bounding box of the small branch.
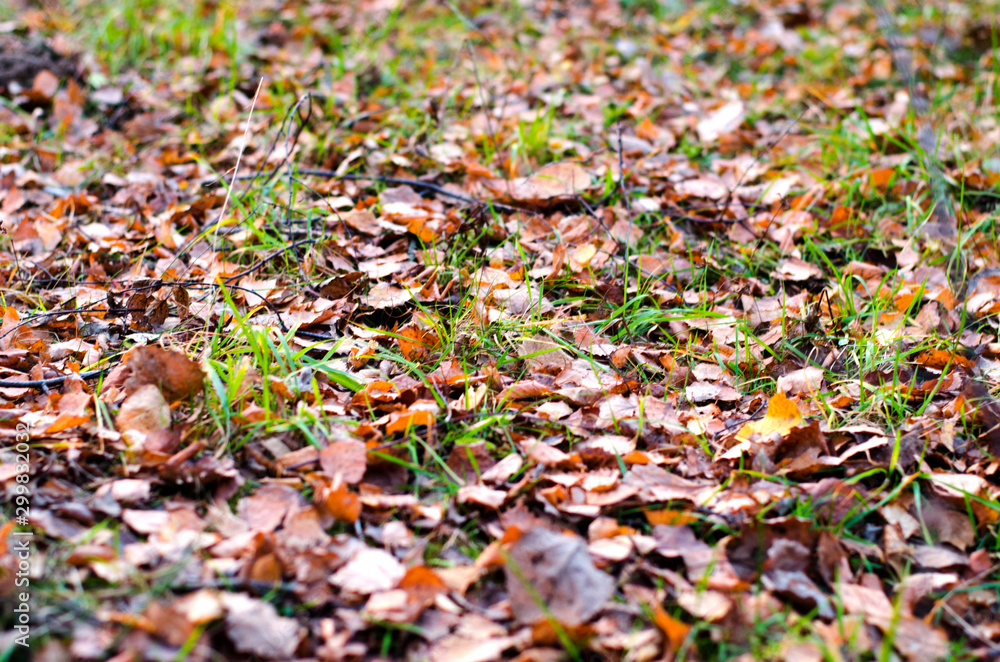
[0,367,109,390]
[296,168,481,204]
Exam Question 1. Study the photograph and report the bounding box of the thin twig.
[213,77,264,240]
[0,367,109,390]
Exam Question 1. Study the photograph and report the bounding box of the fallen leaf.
[429,634,522,662]
[221,592,302,659]
[458,484,508,508]
[116,384,171,433]
[735,391,804,442]
[644,509,698,526]
[319,439,367,484]
[696,101,745,143]
[777,367,825,397]
[45,390,93,433]
[398,325,438,362]
[487,162,593,206]
[480,454,524,483]
[504,527,614,626]
[365,283,413,309]
[330,547,405,595]
[386,408,435,434]
[317,474,361,523]
[32,69,60,100]
[775,258,824,281]
[125,345,204,403]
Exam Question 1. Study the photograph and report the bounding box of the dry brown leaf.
[237,483,300,532]
[125,345,204,403]
[890,619,949,662]
[116,384,171,433]
[319,439,367,484]
[458,484,508,508]
[365,283,413,309]
[696,101,745,143]
[675,586,732,622]
[775,258,824,281]
[330,547,405,595]
[519,336,573,371]
[504,527,614,626]
[777,367,825,397]
[221,592,302,659]
[343,209,380,235]
[486,162,593,205]
[480,454,524,484]
[429,634,523,662]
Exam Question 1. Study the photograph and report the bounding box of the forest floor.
[2,0,1000,660]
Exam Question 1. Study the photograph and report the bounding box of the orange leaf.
[500,525,525,546]
[622,450,651,465]
[915,349,973,371]
[531,620,595,647]
[319,476,361,523]
[829,206,852,226]
[461,160,494,178]
[386,409,434,434]
[735,391,803,442]
[868,167,896,193]
[652,603,691,649]
[365,380,395,394]
[636,116,660,141]
[248,553,283,584]
[45,412,92,434]
[474,540,507,569]
[397,326,438,362]
[0,520,14,555]
[406,218,437,243]
[400,565,447,592]
[49,193,96,219]
[643,508,698,526]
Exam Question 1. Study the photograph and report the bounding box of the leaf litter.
[1,0,1000,660]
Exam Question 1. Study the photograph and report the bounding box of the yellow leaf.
[735,391,803,442]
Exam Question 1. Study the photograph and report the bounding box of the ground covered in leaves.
[2,0,1000,660]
